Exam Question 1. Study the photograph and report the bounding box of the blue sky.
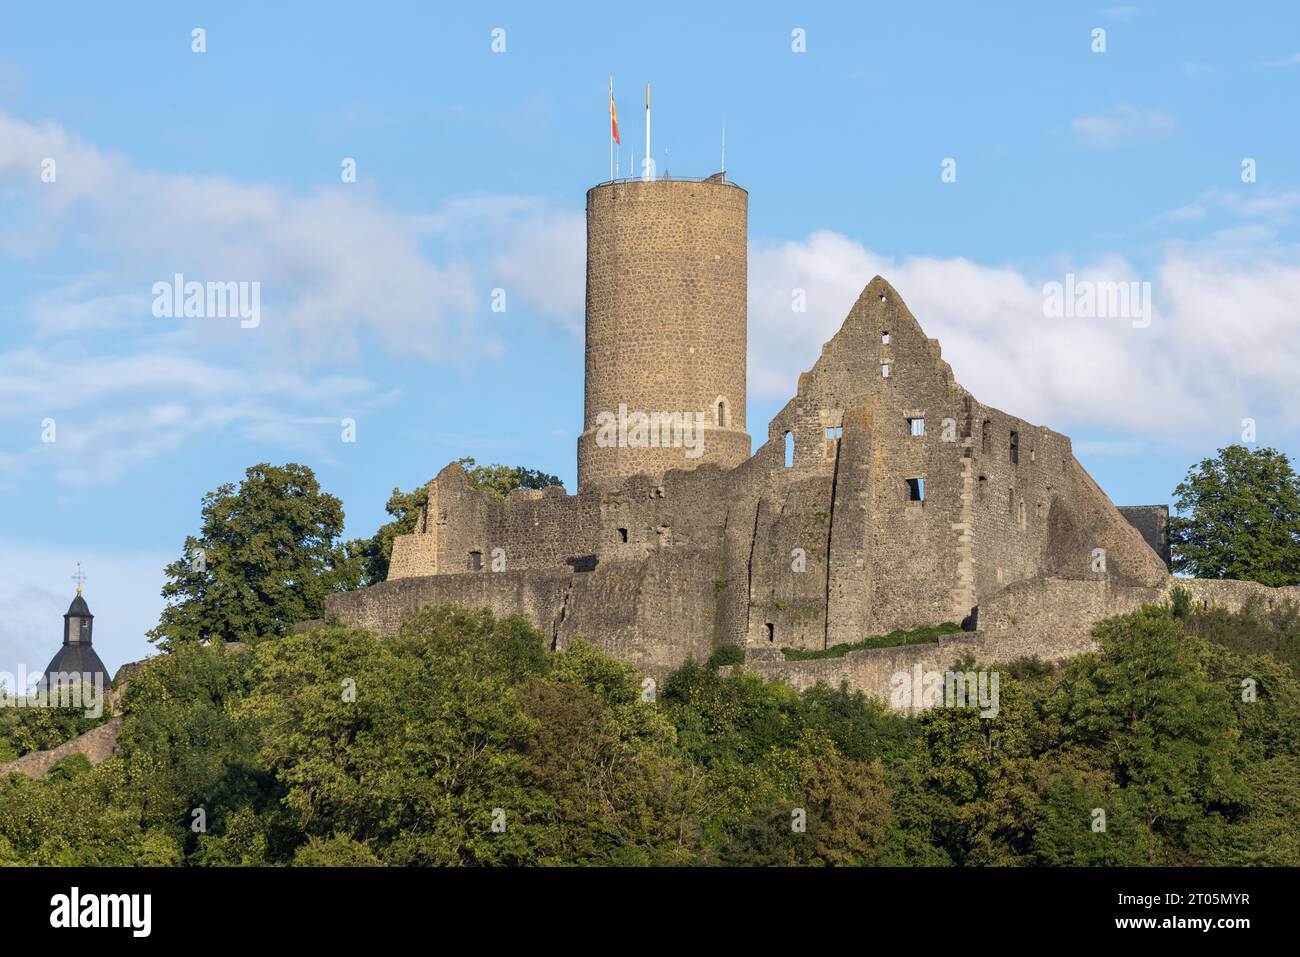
[2,1,1298,674]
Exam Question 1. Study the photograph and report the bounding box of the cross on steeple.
[71,561,87,594]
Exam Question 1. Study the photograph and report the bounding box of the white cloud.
[0,108,594,485]
[1152,203,1206,224]
[0,110,485,364]
[1101,6,1143,21]
[492,210,586,333]
[0,348,388,485]
[419,194,585,332]
[1260,52,1300,69]
[1071,103,1176,149]
[0,107,587,355]
[747,232,1300,445]
[1212,189,1300,220]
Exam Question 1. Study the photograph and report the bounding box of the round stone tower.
[578,176,752,491]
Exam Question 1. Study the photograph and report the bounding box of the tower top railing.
[592,172,740,188]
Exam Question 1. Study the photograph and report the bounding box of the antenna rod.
[722,115,726,176]
[644,82,651,180]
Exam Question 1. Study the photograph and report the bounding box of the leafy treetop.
[1169,445,1300,587]
[148,463,362,648]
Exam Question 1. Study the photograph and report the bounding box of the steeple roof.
[43,590,110,693]
[65,593,92,618]
[43,643,109,684]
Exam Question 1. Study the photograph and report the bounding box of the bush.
[1182,595,1300,678]
[707,645,745,669]
[1168,584,1193,620]
[1004,656,1055,681]
[782,622,962,661]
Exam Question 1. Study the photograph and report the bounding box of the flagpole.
[644,82,651,181]
[609,76,614,181]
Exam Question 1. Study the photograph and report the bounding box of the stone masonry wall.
[744,575,1300,707]
[0,717,123,780]
[329,548,723,682]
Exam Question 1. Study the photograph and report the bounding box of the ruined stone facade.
[1117,504,1172,567]
[326,174,1287,703]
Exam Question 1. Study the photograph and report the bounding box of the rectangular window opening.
[908,417,925,436]
[1010,429,1020,465]
[906,477,925,502]
[618,527,628,543]
[469,550,483,571]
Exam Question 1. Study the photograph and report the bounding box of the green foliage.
[354,485,428,586]
[1059,607,1244,853]
[454,457,563,500]
[1003,656,1055,681]
[782,622,962,660]
[0,698,108,763]
[718,748,891,866]
[706,645,745,669]
[292,835,383,866]
[44,752,93,782]
[4,600,1299,867]
[1168,583,1193,620]
[149,463,361,648]
[1169,445,1300,586]
[1182,595,1300,679]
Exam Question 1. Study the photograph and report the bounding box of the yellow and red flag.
[609,81,620,145]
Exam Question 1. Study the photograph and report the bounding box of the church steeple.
[42,564,110,691]
[64,591,93,646]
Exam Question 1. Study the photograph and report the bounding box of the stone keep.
[579,177,752,491]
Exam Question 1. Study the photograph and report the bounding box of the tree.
[718,740,891,866]
[1060,607,1245,851]
[355,485,428,586]
[1169,445,1300,586]
[149,464,361,648]
[232,610,554,865]
[454,457,562,500]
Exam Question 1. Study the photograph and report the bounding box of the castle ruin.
[327,174,1298,702]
